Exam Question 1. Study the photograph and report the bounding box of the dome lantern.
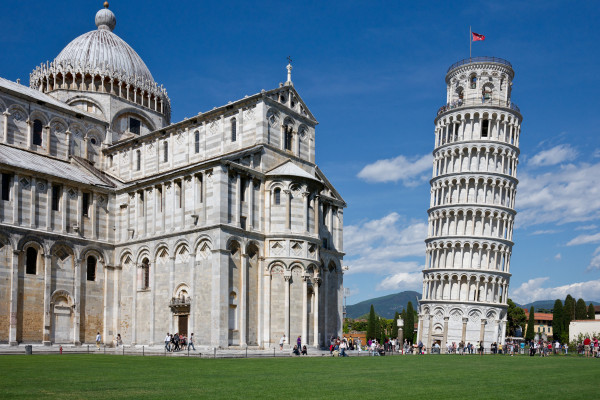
[95,2,116,32]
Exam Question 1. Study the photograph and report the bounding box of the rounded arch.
[50,289,74,307]
[80,247,105,264]
[173,282,190,299]
[66,95,106,117]
[267,260,287,273]
[110,108,157,133]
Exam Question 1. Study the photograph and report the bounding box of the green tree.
[525,306,536,341]
[405,301,415,344]
[564,295,575,338]
[367,305,377,340]
[552,299,564,340]
[507,299,527,337]
[391,311,400,338]
[588,303,596,320]
[575,298,587,320]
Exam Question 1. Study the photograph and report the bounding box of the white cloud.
[511,277,600,304]
[554,253,562,260]
[587,247,600,271]
[576,225,598,231]
[516,162,600,227]
[566,232,600,246]
[357,153,432,186]
[344,213,427,291]
[529,144,577,167]
[530,230,559,235]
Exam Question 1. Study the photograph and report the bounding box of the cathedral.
[0,3,345,348]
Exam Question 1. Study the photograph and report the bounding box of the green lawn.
[0,354,598,399]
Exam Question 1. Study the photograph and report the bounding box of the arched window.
[194,131,200,153]
[136,150,141,171]
[481,120,489,137]
[229,291,238,330]
[163,141,168,163]
[26,247,37,274]
[231,118,237,142]
[274,188,281,205]
[33,120,43,146]
[482,86,492,101]
[284,126,292,151]
[470,74,477,89]
[456,87,464,100]
[86,256,96,281]
[141,258,150,289]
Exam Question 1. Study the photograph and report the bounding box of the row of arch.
[433,145,519,178]
[430,177,516,209]
[425,240,512,272]
[1,100,104,162]
[267,108,312,161]
[30,66,170,118]
[428,208,515,241]
[435,111,521,148]
[421,305,501,323]
[422,273,509,304]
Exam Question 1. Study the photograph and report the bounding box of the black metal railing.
[437,97,520,116]
[447,57,512,73]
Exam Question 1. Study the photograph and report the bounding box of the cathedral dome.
[52,3,154,83]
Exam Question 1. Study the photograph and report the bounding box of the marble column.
[240,253,248,347]
[263,269,271,347]
[9,250,20,345]
[461,317,468,344]
[301,275,308,348]
[284,273,291,341]
[42,254,52,345]
[73,258,82,345]
[313,277,320,347]
[442,316,449,353]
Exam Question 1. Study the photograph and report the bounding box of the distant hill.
[346,291,421,319]
[518,299,600,311]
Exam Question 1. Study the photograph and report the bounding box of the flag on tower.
[472,32,485,41]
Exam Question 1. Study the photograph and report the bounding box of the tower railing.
[437,96,520,116]
[447,57,512,73]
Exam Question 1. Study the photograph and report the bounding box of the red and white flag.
[472,32,485,41]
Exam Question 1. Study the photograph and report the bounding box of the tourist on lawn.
[418,340,423,355]
[96,332,101,350]
[301,345,308,355]
[593,337,598,357]
[279,334,285,350]
[554,341,560,355]
[583,337,591,357]
[478,341,484,356]
[173,332,180,351]
[340,339,348,357]
[188,333,196,351]
[292,345,300,356]
[297,335,302,350]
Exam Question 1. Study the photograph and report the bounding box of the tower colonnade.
[418,57,522,351]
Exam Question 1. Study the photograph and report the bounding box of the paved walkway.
[0,343,408,358]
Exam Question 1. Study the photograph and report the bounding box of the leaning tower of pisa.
[417,57,522,352]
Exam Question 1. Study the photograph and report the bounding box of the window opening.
[82,193,90,216]
[130,118,141,135]
[231,118,237,142]
[240,178,246,202]
[163,141,169,163]
[1,173,11,201]
[136,150,141,171]
[274,188,281,205]
[470,74,477,89]
[194,131,200,153]
[26,247,37,275]
[52,184,61,211]
[86,256,96,281]
[284,126,292,151]
[33,120,43,146]
[481,120,489,138]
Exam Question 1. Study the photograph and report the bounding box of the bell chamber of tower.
[417,57,523,352]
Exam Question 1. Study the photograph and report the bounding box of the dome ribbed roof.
[53,5,154,83]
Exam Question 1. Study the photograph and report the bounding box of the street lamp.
[397,318,404,353]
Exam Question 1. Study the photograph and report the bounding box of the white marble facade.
[417,57,522,350]
[0,4,344,348]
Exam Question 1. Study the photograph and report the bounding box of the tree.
[552,299,564,340]
[588,303,596,320]
[563,295,575,338]
[575,298,587,320]
[525,306,535,341]
[507,299,527,337]
[405,301,415,344]
[367,305,377,340]
[391,311,400,338]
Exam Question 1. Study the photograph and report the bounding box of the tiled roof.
[0,145,113,187]
[523,309,553,321]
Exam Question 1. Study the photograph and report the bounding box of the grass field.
[0,354,598,399]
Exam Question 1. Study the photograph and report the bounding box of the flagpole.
[469,26,472,60]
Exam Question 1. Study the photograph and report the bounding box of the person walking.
[188,333,196,351]
[164,333,171,352]
[297,336,302,351]
[279,334,286,350]
[96,332,101,350]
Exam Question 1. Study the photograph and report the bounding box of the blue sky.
[1,1,599,305]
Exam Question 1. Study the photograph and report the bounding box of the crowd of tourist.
[164,332,195,352]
